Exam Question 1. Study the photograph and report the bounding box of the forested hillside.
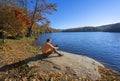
[62,23,120,32]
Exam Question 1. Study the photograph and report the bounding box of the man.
[42,38,63,57]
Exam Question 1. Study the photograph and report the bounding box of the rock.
[40,51,104,80]
[27,61,40,68]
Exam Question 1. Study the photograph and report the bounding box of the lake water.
[37,32,120,72]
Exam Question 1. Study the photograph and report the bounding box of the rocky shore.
[27,51,104,80]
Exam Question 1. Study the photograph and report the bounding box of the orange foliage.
[32,23,40,34]
[12,7,31,36]
[13,7,31,26]
[0,4,31,36]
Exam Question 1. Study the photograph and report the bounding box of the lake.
[37,32,120,72]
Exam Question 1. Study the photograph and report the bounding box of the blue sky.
[46,0,120,29]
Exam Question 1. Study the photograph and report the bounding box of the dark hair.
[35,37,37,40]
[47,38,51,42]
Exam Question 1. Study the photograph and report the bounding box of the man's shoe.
[58,54,63,56]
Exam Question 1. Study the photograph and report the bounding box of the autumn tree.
[0,4,30,43]
[0,0,56,37]
[26,0,56,37]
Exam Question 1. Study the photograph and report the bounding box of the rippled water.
[38,32,120,72]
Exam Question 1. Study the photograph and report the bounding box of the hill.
[62,23,120,32]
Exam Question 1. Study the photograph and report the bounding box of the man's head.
[47,38,51,43]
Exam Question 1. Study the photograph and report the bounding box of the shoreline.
[36,50,120,80]
[59,50,120,73]
[37,50,105,80]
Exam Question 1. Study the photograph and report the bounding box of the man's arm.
[48,43,58,49]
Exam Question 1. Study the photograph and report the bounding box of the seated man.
[41,38,63,57]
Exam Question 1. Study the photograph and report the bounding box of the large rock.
[27,51,104,80]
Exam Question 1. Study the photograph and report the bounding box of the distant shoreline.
[61,22,120,32]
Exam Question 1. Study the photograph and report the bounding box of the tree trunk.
[2,32,6,44]
[27,26,32,37]
[26,0,38,37]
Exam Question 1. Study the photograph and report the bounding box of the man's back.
[42,42,53,53]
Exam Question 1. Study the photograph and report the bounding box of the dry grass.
[0,37,39,67]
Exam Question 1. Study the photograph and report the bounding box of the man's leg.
[53,48,63,56]
[43,49,63,57]
[43,51,52,57]
[53,48,60,54]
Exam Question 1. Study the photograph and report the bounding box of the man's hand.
[54,45,59,49]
